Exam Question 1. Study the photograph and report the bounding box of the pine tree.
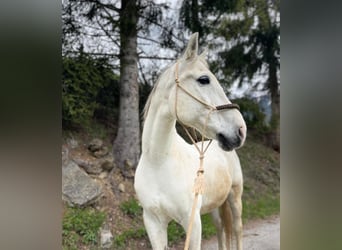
[62,0,177,173]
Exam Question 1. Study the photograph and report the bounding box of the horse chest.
[201,167,232,213]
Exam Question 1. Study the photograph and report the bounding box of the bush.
[233,97,269,134]
[62,54,119,129]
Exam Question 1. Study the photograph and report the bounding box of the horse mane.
[142,78,160,121]
[142,62,174,121]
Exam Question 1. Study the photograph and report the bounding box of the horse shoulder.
[225,149,243,186]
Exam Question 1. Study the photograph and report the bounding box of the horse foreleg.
[182,211,202,250]
[143,209,169,250]
[228,185,243,250]
[211,208,227,250]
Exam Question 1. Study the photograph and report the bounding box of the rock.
[124,159,133,169]
[118,183,125,193]
[99,171,108,179]
[88,138,103,152]
[62,144,69,166]
[62,161,102,207]
[100,229,113,249]
[66,137,79,149]
[71,150,102,175]
[93,146,109,158]
[100,155,115,171]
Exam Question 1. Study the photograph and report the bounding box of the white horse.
[134,33,247,250]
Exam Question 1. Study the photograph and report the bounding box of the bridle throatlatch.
[174,62,240,250]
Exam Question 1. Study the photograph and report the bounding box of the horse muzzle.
[216,126,246,151]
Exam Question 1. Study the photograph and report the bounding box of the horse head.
[169,33,247,151]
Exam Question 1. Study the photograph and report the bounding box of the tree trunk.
[268,62,280,151]
[113,0,140,174]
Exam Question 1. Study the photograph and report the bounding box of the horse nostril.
[238,126,244,138]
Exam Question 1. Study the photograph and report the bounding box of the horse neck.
[142,83,178,162]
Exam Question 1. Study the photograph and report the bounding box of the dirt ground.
[201,215,280,250]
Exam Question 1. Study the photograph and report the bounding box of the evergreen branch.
[138,59,149,85]
[100,7,120,29]
[64,51,174,61]
[139,56,176,60]
[137,35,162,44]
[67,51,120,58]
[88,0,121,13]
[96,16,120,48]
[139,15,184,43]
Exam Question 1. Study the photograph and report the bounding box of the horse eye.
[197,75,210,85]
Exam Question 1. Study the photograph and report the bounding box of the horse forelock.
[197,56,209,68]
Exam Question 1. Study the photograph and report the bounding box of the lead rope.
[174,62,214,250]
[183,111,212,250]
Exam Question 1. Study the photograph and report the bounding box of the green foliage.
[233,97,269,133]
[237,133,280,223]
[201,214,217,239]
[62,54,119,129]
[114,227,147,248]
[168,221,186,244]
[217,0,280,89]
[114,199,147,248]
[120,198,143,218]
[242,194,280,223]
[166,215,216,244]
[62,231,79,250]
[93,68,120,125]
[62,207,106,249]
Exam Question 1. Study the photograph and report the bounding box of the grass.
[114,227,147,248]
[201,214,217,239]
[237,133,280,223]
[115,198,147,248]
[62,207,106,250]
[119,198,142,218]
[118,198,217,245]
[167,221,186,244]
[242,193,280,222]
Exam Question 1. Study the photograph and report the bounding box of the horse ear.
[199,47,208,60]
[182,32,199,60]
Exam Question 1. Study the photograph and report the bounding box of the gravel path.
[201,215,280,250]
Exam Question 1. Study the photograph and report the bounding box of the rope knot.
[197,169,204,175]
